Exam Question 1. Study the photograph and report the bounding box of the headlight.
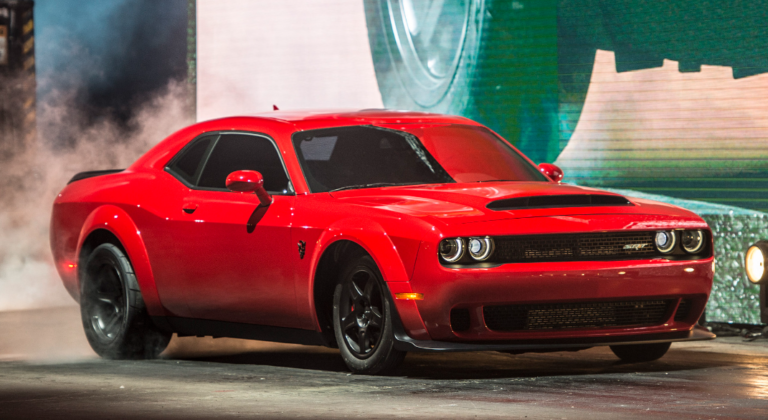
[746,241,768,285]
[655,231,676,254]
[468,237,494,261]
[439,238,465,263]
[681,230,705,254]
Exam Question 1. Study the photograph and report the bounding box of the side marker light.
[395,293,424,300]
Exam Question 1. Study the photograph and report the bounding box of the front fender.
[76,205,164,316]
[309,218,430,340]
[314,217,411,283]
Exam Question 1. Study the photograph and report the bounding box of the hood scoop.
[487,194,633,211]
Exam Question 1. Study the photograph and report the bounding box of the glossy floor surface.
[1,307,767,419]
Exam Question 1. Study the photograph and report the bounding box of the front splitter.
[393,321,715,353]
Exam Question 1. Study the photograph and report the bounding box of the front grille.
[492,232,657,263]
[483,300,671,331]
[450,308,471,332]
[674,299,692,321]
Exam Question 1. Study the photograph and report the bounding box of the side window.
[167,136,215,185]
[197,133,291,193]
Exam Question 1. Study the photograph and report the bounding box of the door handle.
[182,203,198,214]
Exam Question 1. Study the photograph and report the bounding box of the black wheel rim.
[339,267,385,359]
[84,263,126,343]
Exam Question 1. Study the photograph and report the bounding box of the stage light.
[745,241,768,325]
[745,242,768,285]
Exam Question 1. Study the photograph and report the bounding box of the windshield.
[292,124,547,193]
[413,124,548,183]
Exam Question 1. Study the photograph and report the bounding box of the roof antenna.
[273,104,279,111]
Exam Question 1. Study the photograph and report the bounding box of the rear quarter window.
[167,136,215,185]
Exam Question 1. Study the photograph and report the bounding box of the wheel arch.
[308,217,427,344]
[311,239,368,347]
[78,229,125,269]
[75,205,164,315]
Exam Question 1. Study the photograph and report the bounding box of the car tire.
[80,243,171,359]
[332,255,406,374]
[609,342,671,363]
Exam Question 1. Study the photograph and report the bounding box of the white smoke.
[0,80,193,311]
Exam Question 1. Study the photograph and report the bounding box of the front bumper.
[389,245,714,346]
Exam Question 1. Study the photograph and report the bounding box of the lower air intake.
[483,300,671,331]
[451,308,471,332]
[674,299,692,321]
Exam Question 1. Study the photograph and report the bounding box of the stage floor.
[1,307,766,419]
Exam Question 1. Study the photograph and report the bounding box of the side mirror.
[226,170,272,207]
[538,163,564,183]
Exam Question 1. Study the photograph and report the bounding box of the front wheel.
[80,243,171,359]
[332,255,406,374]
[610,342,671,363]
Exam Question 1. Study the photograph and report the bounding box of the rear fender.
[76,205,164,316]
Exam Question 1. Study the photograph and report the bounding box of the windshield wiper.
[330,182,420,192]
[475,179,516,183]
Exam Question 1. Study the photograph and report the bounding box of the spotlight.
[745,241,768,285]
[745,241,768,324]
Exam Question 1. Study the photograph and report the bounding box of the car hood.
[329,182,703,225]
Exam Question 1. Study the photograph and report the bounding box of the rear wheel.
[80,243,171,359]
[332,255,406,374]
[610,342,671,363]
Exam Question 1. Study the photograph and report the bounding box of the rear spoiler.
[67,169,125,185]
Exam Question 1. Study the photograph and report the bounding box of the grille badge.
[623,243,648,250]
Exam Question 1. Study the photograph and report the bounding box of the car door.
[159,132,300,328]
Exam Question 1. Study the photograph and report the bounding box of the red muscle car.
[50,110,715,374]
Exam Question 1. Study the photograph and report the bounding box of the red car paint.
[50,110,714,348]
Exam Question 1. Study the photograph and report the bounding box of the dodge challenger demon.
[51,110,715,374]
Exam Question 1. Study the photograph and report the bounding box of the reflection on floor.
[1,306,767,419]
